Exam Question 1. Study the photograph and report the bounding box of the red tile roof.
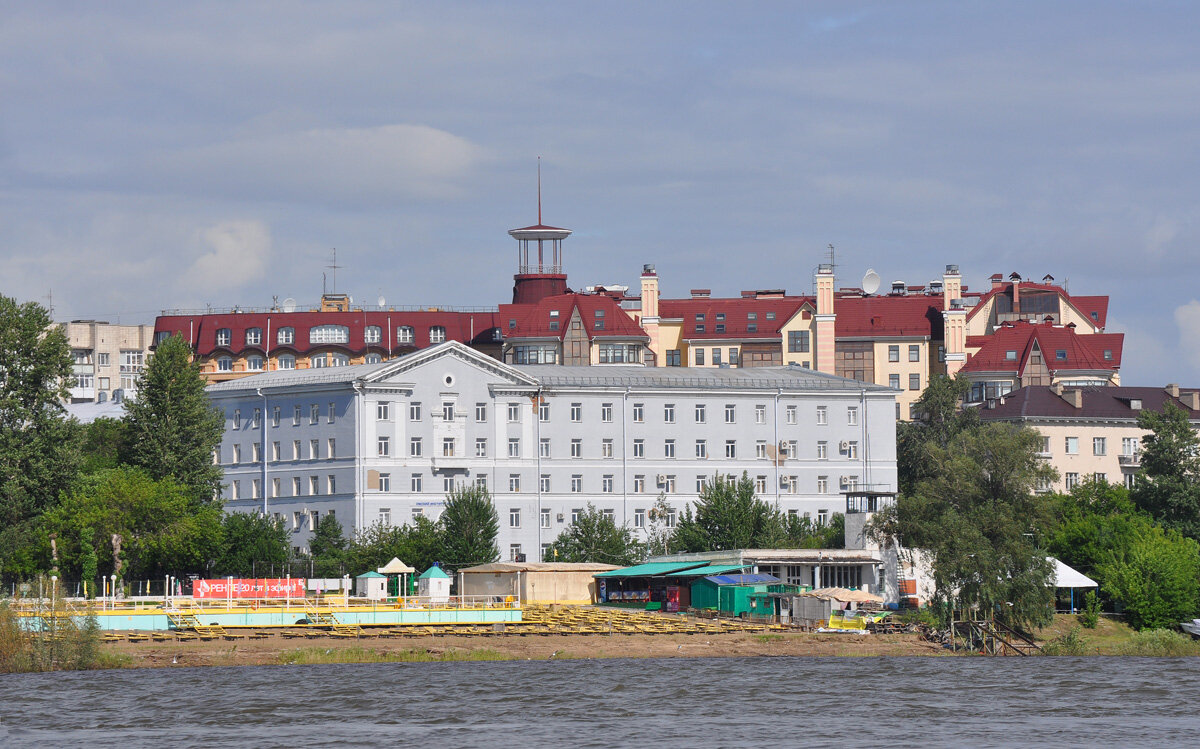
[499,293,647,341]
[834,295,944,338]
[658,297,809,340]
[965,281,1109,330]
[1070,295,1109,329]
[962,321,1123,374]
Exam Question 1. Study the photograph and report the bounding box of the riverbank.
[101,630,947,668]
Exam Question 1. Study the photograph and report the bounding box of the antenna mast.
[325,249,344,294]
[537,156,542,225]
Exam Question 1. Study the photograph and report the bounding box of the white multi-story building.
[208,341,898,560]
[61,320,155,403]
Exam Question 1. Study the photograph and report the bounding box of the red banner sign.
[191,578,305,599]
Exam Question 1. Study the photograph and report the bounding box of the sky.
[2,2,1198,386]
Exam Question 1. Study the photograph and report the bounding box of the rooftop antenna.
[537,156,542,225]
[827,244,837,276]
[44,289,54,318]
[325,248,343,293]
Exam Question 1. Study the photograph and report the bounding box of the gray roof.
[64,400,128,423]
[515,364,890,391]
[207,360,391,393]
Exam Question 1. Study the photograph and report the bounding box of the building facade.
[208,341,898,559]
[977,384,1200,493]
[60,320,155,403]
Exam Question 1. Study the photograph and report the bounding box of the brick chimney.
[1166,383,1180,398]
[1181,390,1200,410]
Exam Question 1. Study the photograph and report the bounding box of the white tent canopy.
[1049,557,1098,589]
[378,557,415,574]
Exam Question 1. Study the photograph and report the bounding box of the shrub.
[1116,629,1200,657]
[1077,591,1100,629]
[1042,626,1089,656]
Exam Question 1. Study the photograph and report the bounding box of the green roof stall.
[690,573,785,618]
[593,561,752,611]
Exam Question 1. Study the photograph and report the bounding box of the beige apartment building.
[978,384,1200,493]
[60,320,155,403]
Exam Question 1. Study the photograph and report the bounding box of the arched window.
[217,356,233,372]
[310,325,349,344]
[429,326,446,344]
[215,328,232,346]
[364,325,382,344]
[245,328,262,346]
[310,354,328,369]
[246,355,265,371]
[277,354,296,370]
[330,353,350,367]
[365,353,382,364]
[397,326,414,344]
[277,327,295,345]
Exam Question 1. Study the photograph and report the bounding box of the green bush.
[0,582,113,673]
[1115,629,1200,657]
[1077,591,1100,629]
[1042,626,1089,656]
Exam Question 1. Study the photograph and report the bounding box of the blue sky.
[2,2,1198,385]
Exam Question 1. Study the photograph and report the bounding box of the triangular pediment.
[362,340,539,387]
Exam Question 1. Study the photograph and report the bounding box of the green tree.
[547,504,643,566]
[216,512,290,577]
[344,516,444,578]
[1097,525,1200,630]
[898,374,977,494]
[439,486,499,570]
[308,514,349,577]
[0,297,79,572]
[1132,402,1200,540]
[41,467,224,580]
[644,495,676,557]
[778,512,845,549]
[121,334,223,504]
[78,527,98,599]
[77,417,128,475]
[673,473,781,552]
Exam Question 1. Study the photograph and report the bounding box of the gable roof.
[499,293,647,341]
[962,322,1122,374]
[964,281,1108,332]
[658,297,808,340]
[834,295,943,339]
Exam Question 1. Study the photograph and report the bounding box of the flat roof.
[668,564,751,578]
[461,562,618,573]
[594,561,711,578]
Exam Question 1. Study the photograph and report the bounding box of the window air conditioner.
[656,474,666,485]
[777,440,788,451]
[839,440,850,451]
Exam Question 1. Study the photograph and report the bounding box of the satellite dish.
[862,269,881,296]
[282,297,297,313]
[377,295,386,307]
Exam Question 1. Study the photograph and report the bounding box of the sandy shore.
[103,630,947,668]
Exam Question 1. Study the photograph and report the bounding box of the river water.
[1,656,1196,748]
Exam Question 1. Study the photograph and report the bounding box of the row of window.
[366,472,859,496]
[888,373,923,391]
[215,352,387,372]
[376,434,858,461]
[72,374,139,390]
[215,325,442,348]
[373,399,858,426]
[1061,472,1135,490]
[229,403,338,430]
[219,437,339,465]
[1050,436,1139,457]
[228,473,338,500]
[71,350,144,368]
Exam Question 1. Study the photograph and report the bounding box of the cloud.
[1145,214,1180,256]
[146,124,485,206]
[1174,300,1200,373]
[186,220,272,292]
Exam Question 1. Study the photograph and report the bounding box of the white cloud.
[1145,215,1180,256]
[186,220,272,292]
[1174,300,1200,373]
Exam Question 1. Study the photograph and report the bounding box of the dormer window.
[747,323,757,333]
[364,325,382,344]
[1055,350,1067,361]
[696,324,706,333]
[277,327,295,345]
[1130,399,1142,410]
[549,321,559,331]
[1005,350,1017,361]
[397,326,414,344]
[215,328,231,346]
[1104,350,1113,360]
[595,310,605,318]
[1091,311,1099,320]
[429,326,446,343]
[715,313,725,322]
[549,310,560,318]
[310,325,349,344]
[766,312,775,320]
[715,324,725,333]
[747,312,757,321]
[695,313,705,321]
[245,328,262,346]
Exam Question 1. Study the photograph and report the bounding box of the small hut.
[355,571,387,601]
[378,557,416,598]
[418,565,451,603]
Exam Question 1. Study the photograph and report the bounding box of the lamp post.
[111,575,117,608]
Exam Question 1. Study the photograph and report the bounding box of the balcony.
[1118,454,1141,468]
[1035,451,1052,460]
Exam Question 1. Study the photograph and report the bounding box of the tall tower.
[814,264,837,374]
[942,264,967,376]
[509,162,571,305]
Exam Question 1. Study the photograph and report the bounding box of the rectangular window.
[725,440,736,459]
[310,404,319,424]
[442,402,455,421]
[327,475,336,494]
[634,509,646,528]
[475,438,488,457]
[292,440,301,461]
[252,408,262,429]
[633,403,644,423]
[695,349,705,366]
[888,344,900,362]
[602,475,614,493]
[327,402,336,423]
[817,476,828,494]
[252,442,262,462]
[271,441,280,461]
[712,348,722,365]
[664,404,675,423]
[601,403,613,422]
[695,404,706,423]
[272,407,281,427]
[725,404,736,424]
[509,508,521,528]
[476,403,487,422]
[696,440,708,459]
[847,407,858,426]
[909,344,921,362]
[1093,437,1107,456]
[787,440,798,459]
[570,403,582,422]
[571,508,583,524]
[755,475,767,493]
[571,475,583,493]
[540,474,551,493]
[602,439,614,458]
[890,374,901,389]
[1065,472,1080,490]
[310,439,319,459]
[233,410,241,429]
[443,437,456,457]
[847,441,859,459]
[539,401,550,422]
[633,475,646,493]
[293,405,302,426]
[271,477,280,497]
[310,476,320,495]
[251,479,261,499]
[664,439,676,459]
[786,405,797,425]
[293,477,302,496]
[909,374,921,391]
[663,475,676,493]
[570,439,582,458]
[327,438,335,459]
[817,441,828,460]
[509,474,521,493]
[816,406,828,425]
[756,440,767,459]
[509,438,521,458]
[1123,437,1139,456]
[411,474,423,492]
[410,402,422,421]
[1065,437,1079,455]
[633,439,645,458]
[410,437,422,457]
[230,480,240,500]
[377,436,389,457]
[540,508,551,529]
[509,544,522,562]
[475,474,488,491]
[378,473,391,492]
[1094,472,1107,483]
[507,403,520,422]
[666,350,681,366]
[539,438,551,458]
[788,330,811,353]
[755,405,766,424]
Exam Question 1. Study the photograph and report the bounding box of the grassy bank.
[0,600,131,673]
[1036,613,1200,656]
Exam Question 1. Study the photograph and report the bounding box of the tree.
[41,467,224,580]
[898,374,977,494]
[308,514,349,577]
[217,512,289,577]
[547,504,643,566]
[439,486,499,570]
[673,473,781,552]
[1097,525,1200,630]
[1132,402,1200,540]
[77,417,128,475]
[778,512,845,549]
[343,516,444,578]
[121,334,224,504]
[644,495,676,557]
[0,296,79,534]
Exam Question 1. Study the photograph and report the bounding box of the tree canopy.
[673,473,782,552]
[1131,402,1200,541]
[439,486,499,570]
[121,334,224,504]
[547,504,643,566]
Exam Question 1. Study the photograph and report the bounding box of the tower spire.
[537,156,542,225]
